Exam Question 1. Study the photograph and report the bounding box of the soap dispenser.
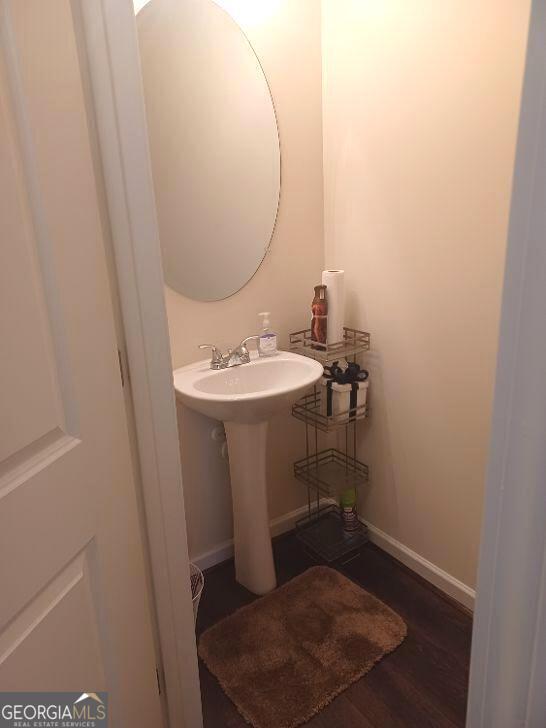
[258,312,277,357]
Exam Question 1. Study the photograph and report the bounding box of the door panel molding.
[0,545,107,691]
[1,0,79,437]
[0,429,80,500]
[0,550,87,665]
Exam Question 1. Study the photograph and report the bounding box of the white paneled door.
[0,1,163,726]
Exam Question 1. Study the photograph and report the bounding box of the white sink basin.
[173,351,323,423]
[173,350,323,595]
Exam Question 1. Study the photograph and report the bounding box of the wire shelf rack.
[292,389,369,433]
[295,505,369,563]
[291,322,371,562]
[294,448,369,498]
[289,326,371,363]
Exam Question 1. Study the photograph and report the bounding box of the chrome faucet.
[199,335,261,370]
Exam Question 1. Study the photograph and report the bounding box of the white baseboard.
[191,539,234,573]
[191,502,475,611]
[362,519,476,611]
[190,501,324,572]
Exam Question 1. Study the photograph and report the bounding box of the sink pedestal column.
[224,420,277,595]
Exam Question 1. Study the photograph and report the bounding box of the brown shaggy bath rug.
[198,565,407,728]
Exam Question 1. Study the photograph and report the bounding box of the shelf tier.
[289,326,370,363]
[294,448,369,498]
[292,390,369,432]
[296,505,369,563]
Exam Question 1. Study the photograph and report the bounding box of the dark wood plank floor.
[196,532,472,728]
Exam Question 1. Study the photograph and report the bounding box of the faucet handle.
[235,335,260,361]
[199,344,223,368]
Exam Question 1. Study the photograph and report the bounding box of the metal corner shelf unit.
[290,326,370,363]
[289,326,371,562]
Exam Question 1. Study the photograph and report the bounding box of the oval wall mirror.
[136,0,281,301]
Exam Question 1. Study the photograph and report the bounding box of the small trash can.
[190,563,204,625]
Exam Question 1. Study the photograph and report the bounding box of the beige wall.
[322,0,530,587]
[159,1,324,559]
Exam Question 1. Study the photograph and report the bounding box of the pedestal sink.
[173,351,323,594]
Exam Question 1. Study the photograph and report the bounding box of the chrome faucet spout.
[228,335,260,366]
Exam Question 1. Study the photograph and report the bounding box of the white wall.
[142,0,530,589]
[322,0,530,588]
[143,0,325,560]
